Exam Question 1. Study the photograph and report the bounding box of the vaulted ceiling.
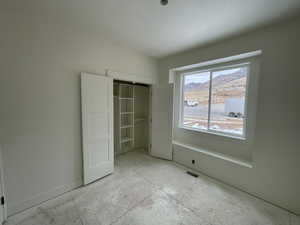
[3,0,300,58]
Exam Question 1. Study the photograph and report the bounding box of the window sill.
[172,140,253,168]
[179,125,247,141]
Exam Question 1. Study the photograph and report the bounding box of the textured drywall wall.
[0,13,157,215]
[156,17,300,214]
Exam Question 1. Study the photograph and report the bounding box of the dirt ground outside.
[183,104,244,134]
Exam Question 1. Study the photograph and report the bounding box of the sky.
[184,68,243,84]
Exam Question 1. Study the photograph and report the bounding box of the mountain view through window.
[182,66,248,136]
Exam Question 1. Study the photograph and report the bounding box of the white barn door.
[81,73,114,185]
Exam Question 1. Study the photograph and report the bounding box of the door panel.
[151,84,173,160]
[81,73,114,185]
[0,175,3,224]
[0,173,3,224]
[0,145,5,223]
[88,113,108,139]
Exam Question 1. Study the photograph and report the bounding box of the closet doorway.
[81,73,152,185]
[113,80,151,156]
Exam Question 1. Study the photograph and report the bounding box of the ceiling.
[3,0,300,58]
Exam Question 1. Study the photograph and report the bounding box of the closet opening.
[113,80,151,156]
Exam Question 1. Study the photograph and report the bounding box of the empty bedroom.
[0,0,299,224]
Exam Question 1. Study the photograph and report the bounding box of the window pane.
[209,67,248,136]
[183,71,210,130]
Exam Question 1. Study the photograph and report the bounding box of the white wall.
[0,13,157,215]
[156,17,300,214]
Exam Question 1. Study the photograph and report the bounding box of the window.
[180,64,249,138]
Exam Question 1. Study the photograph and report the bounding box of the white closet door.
[0,195,2,224]
[0,175,3,224]
[81,73,114,185]
[151,84,173,160]
[0,145,5,223]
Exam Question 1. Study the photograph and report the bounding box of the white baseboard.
[7,179,83,217]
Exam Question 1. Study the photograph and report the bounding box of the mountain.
[184,71,245,91]
[184,70,247,104]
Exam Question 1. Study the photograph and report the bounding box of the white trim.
[81,69,156,85]
[178,75,184,128]
[106,69,156,84]
[169,50,262,84]
[207,71,213,130]
[173,141,253,168]
[179,125,246,140]
[180,62,250,76]
[7,179,82,216]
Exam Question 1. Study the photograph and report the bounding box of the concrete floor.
[6,150,300,225]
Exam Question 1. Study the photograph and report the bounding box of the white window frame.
[179,62,251,140]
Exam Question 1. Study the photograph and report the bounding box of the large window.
[180,64,249,138]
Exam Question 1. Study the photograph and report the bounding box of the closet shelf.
[119,97,134,100]
[121,125,133,129]
[120,112,134,115]
[121,138,133,143]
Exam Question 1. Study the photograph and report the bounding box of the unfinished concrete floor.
[6,150,300,225]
